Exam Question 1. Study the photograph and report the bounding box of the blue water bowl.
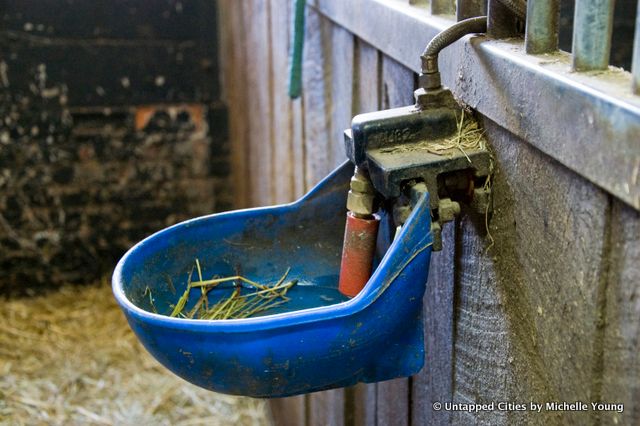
[112,162,433,398]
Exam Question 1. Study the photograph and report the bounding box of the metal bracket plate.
[344,89,493,250]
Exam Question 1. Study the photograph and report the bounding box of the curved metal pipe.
[418,0,527,90]
[420,16,488,89]
[421,16,489,61]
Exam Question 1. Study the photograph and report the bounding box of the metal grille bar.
[525,0,560,54]
[572,0,616,71]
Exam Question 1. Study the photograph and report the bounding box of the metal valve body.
[343,88,493,251]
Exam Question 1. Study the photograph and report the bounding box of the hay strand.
[165,261,296,320]
[423,110,485,160]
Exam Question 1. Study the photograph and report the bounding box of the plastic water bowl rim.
[112,203,410,334]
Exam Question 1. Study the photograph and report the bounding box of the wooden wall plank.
[381,55,414,109]
[270,395,307,426]
[270,0,296,204]
[412,225,456,426]
[376,381,410,426]
[218,0,249,208]
[351,384,376,426]
[375,55,415,426]
[354,39,380,114]
[302,7,333,189]
[451,119,609,425]
[243,0,273,206]
[329,25,354,168]
[309,389,345,426]
[601,202,640,425]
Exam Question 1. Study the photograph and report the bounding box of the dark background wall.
[0,0,230,294]
[0,0,219,106]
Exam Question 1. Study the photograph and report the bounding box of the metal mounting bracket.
[344,88,493,251]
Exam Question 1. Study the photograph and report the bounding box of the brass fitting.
[346,167,376,217]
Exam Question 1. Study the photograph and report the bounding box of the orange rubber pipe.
[338,212,380,297]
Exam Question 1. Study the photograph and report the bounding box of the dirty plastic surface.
[112,162,433,397]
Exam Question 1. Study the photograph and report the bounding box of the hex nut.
[350,174,374,193]
[414,87,458,110]
[347,191,375,216]
[418,72,441,91]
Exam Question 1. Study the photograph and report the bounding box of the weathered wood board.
[269,395,307,426]
[412,224,456,426]
[329,25,354,168]
[270,0,295,204]
[243,0,274,207]
[302,7,333,190]
[218,0,249,208]
[450,119,609,425]
[601,201,640,425]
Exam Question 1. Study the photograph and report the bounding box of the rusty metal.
[525,0,560,54]
[572,0,615,71]
[338,212,380,297]
[310,0,640,211]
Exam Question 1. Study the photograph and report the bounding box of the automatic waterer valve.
[337,16,493,297]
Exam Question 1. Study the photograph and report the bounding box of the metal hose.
[421,16,488,67]
[419,0,526,90]
[420,16,488,88]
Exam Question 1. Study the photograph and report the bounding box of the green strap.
[288,0,306,99]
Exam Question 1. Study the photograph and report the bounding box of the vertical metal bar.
[525,0,560,53]
[572,0,615,71]
[431,0,455,15]
[632,0,640,93]
[456,0,487,21]
[487,0,520,38]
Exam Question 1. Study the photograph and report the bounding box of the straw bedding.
[0,282,269,426]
